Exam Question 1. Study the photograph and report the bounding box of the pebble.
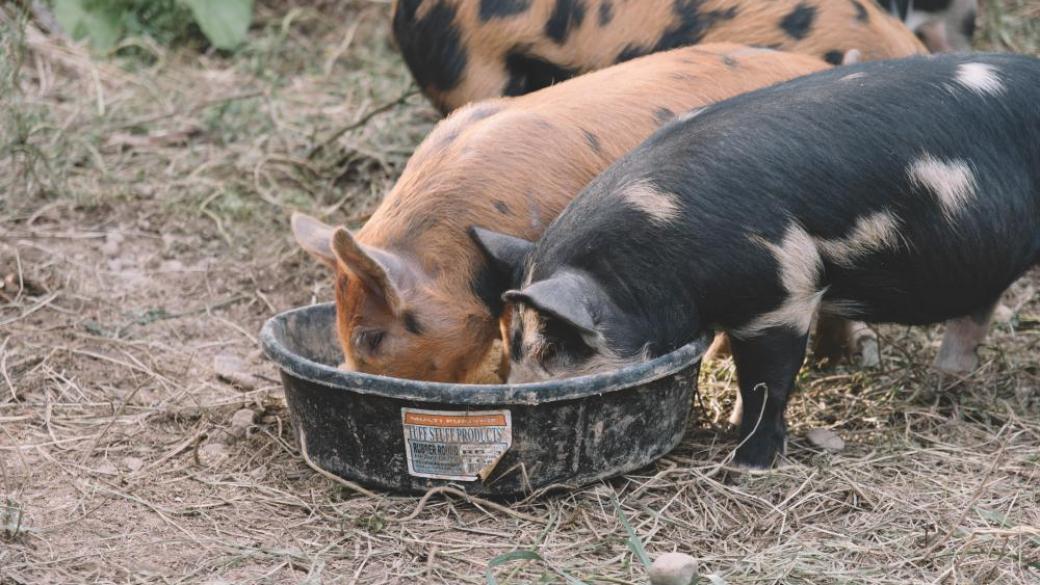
[101,231,124,257]
[197,441,231,467]
[649,552,699,585]
[228,408,256,439]
[123,456,145,472]
[806,428,845,452]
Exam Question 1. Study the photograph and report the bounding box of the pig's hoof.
[734,437,782,469]
[857,338,880,368]
[933,351,978,376]
[649,552,699,585]
[850,324,879,368]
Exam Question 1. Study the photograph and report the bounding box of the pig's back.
[553,53,1040,324]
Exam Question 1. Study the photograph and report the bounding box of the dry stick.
[306,88,419,160]
[401,485,548,525]
[917,445,1007,560]
[297,428,382,499]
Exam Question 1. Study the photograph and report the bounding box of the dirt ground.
[2,1,1039,584]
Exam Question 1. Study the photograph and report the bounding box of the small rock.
[214,353,257,390]
[197,441,231,467]
[806,428,845,452]
[96,461,118,475]
[123,456,145,472]
[101,231,124,257]
[992,304,1015,324]
[649,552,699,585]
[228,408,256,439]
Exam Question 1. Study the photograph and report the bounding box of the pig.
[291,44,830,383]
[473,52,1040,467]
[877,0,977,52]
[391,0,926,114]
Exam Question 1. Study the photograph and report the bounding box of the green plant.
[52,0,254,50]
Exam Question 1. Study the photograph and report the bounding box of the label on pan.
[401,408,512,481]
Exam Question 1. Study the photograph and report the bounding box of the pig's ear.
[841,49,862,66]
[291,212,337,268]
[331,228,405,315]
[503,272,600,345]
[469,226,534,284]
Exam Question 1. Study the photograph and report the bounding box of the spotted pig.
[474,53,1040,467]
[878,0,977,52]
[291,44,828,383]
[392,0,925,113]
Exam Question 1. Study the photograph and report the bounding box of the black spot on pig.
[616,1,737,63]
[403,311,424,335]
[582,129,602,153]
[479,0,531,21]
[545,0,587,44]
[504,49,580,95]
[824,50,844,65]
[722,55,738,68]
[616,45,649,63]
[472,262,508,317]
[851,0,869,23]
[393,0,467,94]
[655,108,675,125]
[780,3,817,40]
[494,200,512,215]
[657,1,738,52]
[598,1,613,26]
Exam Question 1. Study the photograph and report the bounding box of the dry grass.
[1,1,1038,584]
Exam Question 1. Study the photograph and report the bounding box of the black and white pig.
[472,52,1040,468]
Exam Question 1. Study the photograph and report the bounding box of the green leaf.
[53,0,124,50]
[612,494,652,569]
[182,0,253,50]
[485,550,589,585]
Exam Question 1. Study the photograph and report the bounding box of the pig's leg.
[812,315,880,368]
[933,303,997,375]
[730,328,810,469]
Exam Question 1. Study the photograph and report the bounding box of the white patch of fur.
[817,211,902,267]
[735,223,824,338]
[908,155,977,221]
[840,72,866,82]
[622,181,681,225]
[955,63,1005,96]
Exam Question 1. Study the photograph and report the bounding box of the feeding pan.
[260,303,709,497]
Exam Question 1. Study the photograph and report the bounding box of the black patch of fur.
[545,0,586,44]
[851,0,869,23]
[780,3,817,40]
[598,0,613,26]
[615,0,737,63]
[494,200,512,215]
[472,262,509,317]
[824,50,845,65]
[504,49,580,95]
[479,0,531,21]
[392,0,467,105]
[582,129,602,153]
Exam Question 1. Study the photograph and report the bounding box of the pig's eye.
[354,328,385,356]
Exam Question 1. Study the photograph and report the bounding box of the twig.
[401,486,548,525]
[306,87,419,160]
[297,428,382,499]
